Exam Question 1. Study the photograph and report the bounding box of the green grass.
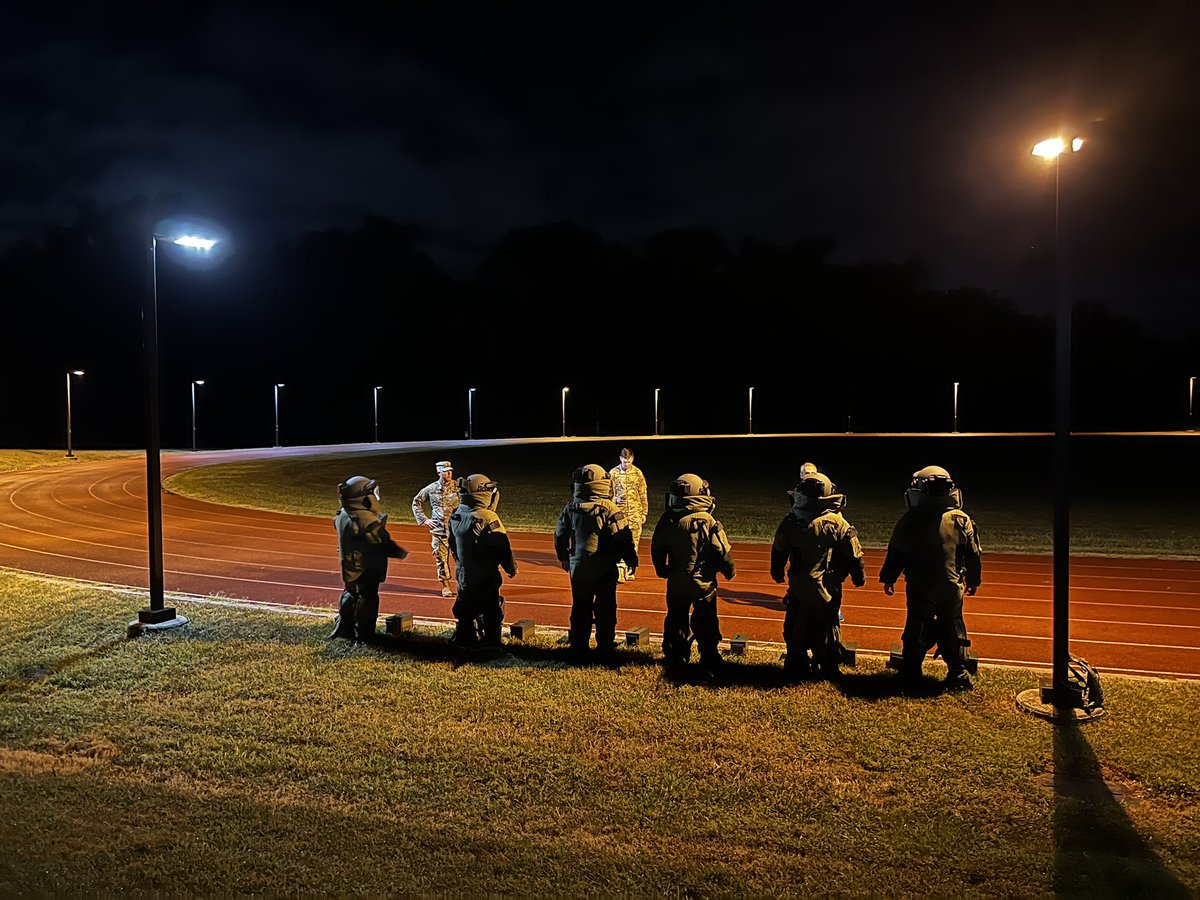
[165,437,1200,557]
[0,449,140,474]
[0,570,1197,895]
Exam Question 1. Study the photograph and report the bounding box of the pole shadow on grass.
[1051,723,1189,896]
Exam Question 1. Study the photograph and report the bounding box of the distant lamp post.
[191,380,204,451]
[748,386,755,434]
[953,382,960,434]
[274,383,285,447]
[373,385,382,443]
[1189,376,1196,432]
[654,387,660,436]
[139,230,220,628]
[64,369,84,459]
[468,387,476,440]
[561,386,570,437]
[1020,134,1087,714]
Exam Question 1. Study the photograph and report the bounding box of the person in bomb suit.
[650,473,737,675]
[608,447,649,581]
[879,465,983,688]
[412,460,460,598]
[770,471,865,679]
[554,463,639,658]
[330,476,409,643]
[448,473,517,647]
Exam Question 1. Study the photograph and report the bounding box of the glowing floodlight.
[172,235,217,250]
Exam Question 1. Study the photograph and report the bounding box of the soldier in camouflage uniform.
[879,465,983,689]
[448,473,518,647]
[608,447,648,581]
[330,475,409,643]
[650,473,737,676]
[770,470,865,679]
[554,463,639,658]
[412,460,460,597]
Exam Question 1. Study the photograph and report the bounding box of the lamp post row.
[61,376,1198,455]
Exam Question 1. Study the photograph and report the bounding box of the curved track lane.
[2,446,1199,680]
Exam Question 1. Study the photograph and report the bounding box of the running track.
[2,445,1198,680]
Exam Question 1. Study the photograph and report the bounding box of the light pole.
[654,387,660,436]
[1189,376,1196,432]
[1030,134,1084,709]
[373,385,382,443]
[140,231,218,627]
[274,383,284,447]
[748,386,754,434]
[468,387,476,440]
[561,387,569,437]
[953,382,960,433]
[191,380,204,451]
[64,369,84,459]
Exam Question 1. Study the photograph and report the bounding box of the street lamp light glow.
[1071,137,1084,152]
[172,235,217,250]
[72,369,85,376]
[1032,137,1065,159]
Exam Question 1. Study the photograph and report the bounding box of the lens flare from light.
[1071,137,1084,152]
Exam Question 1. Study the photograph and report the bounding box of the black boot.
[329,590,357,640]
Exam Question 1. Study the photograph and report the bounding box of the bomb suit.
[650,473,736,673]
[412,460,460,597]
[554,463,639,656]
[448,473,517,647]
[770,472,865,678]
[331,476,409,642]
[879,465,983,686]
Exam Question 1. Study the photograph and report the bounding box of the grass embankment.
[0,571,1197,895]
[166,436,1200,557]
[0,450,140,474]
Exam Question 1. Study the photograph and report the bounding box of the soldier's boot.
[616,561,628,584]
[699,647,723,680]
[594,628,618,662]
[440,580,455,598]
[329,590,357,640]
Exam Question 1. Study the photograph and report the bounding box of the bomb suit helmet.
[458,473,501,511]
[339,475,380,510]
[904,465,963,511]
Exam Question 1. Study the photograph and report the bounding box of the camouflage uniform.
[879,466,983,684]
[448,474,517,647]
[609,450,648,580]
[770,473,865,678]
[554,464,639,656]
[331,476,408,643]
[650,474,737,674]
[412,460,460,596]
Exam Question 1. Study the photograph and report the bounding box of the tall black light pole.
[373,385,382,443]
[191,380,204,452]
[654,387,660,436]
[140,233,217,626]
[65,369,84,459]
[1190,376,1196,432]
[748,386,754,434]
[1033,135,1084,708]
[953,382,960,433]
[274,383,284,447]
[561,387,569,437]
[468,387,476,440]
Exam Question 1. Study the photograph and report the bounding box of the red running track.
[2,446,1198,680]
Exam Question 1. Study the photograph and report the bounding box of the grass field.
[0,449,140,474]
[0,570,1197,895]
[166,435,1200,558]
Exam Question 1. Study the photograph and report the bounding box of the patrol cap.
[436,460,453,473]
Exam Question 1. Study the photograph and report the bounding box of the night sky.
[3,3,1198,447]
